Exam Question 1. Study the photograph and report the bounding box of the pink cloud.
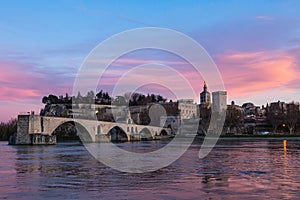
[0,59,76,121]
[106,58,202,98]
[4,47,299,122]
[0,60,43,101]
[0,60,75,101]
[0,86,40,101]
[215,49,299,100]
[0,101,42,122]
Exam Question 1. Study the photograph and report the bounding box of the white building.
[177,99,198,119]
[212,91,227,112]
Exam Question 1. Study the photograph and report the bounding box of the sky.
[0,0,300,122]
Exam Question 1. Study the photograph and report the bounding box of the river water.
[0,138,300,200]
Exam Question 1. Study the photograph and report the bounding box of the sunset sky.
[1,0,300,122]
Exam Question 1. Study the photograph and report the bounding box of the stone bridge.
[10,114,171,145]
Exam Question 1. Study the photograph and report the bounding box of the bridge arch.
[139,128,153,140]
[107,126,128,142]
[51,121,93,143]
[160,129,168,136]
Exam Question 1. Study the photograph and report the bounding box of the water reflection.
[0,139,299,199]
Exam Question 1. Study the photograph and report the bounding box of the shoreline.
[219,134,300,138]
[1,134,300,143]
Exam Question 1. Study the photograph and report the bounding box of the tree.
[199,104,211,134]
[64,93,71,104]
[225,105,242,133]
[48,94,59,104]
[85,91,95,104]
[42,96,49,104]
[76,92,83,103]
[124,92,132,103]
[129,93,140,106]
[113,96,127,105]
[285,102,300,134]
[0,118,17,141]
[95,90,111,104]
[157,94,166,103]
[267,102,286,133]
[96,90,103,100]
[128,92,167,106]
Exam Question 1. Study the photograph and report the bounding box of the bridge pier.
[95,134,110,143]
[129,134,141,141]
[9,115,31,145]
[9,115,57,145]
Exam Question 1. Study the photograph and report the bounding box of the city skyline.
[1,0,300,122]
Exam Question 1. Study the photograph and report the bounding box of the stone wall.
[14,115,31,144]
[31,134,56,145]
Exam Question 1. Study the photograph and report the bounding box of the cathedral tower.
[200,81,211,105]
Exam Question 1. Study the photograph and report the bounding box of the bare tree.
[225,105,242,134]
[267,102,286,133]
[285,102,300,134]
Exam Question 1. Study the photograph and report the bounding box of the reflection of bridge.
[10,114,171,145]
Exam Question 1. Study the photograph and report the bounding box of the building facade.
[177,99,198,119]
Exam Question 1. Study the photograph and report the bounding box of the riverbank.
[219,134,300,138]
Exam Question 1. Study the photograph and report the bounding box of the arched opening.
[139,128,152,141]
[51,121,93,143]
[160,129,168,136]
[107,126,128,143]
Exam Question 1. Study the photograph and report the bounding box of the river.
[0,138,299,199]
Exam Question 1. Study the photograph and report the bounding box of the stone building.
[177,99,198,119]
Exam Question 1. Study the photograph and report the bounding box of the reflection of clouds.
[1,140,300,199]
[0,144,17,197]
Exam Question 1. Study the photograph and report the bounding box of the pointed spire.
[200,81,211,104]
[203,81,207,92]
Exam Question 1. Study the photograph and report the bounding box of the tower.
[200,81,211,105]
[212,91,227,112]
